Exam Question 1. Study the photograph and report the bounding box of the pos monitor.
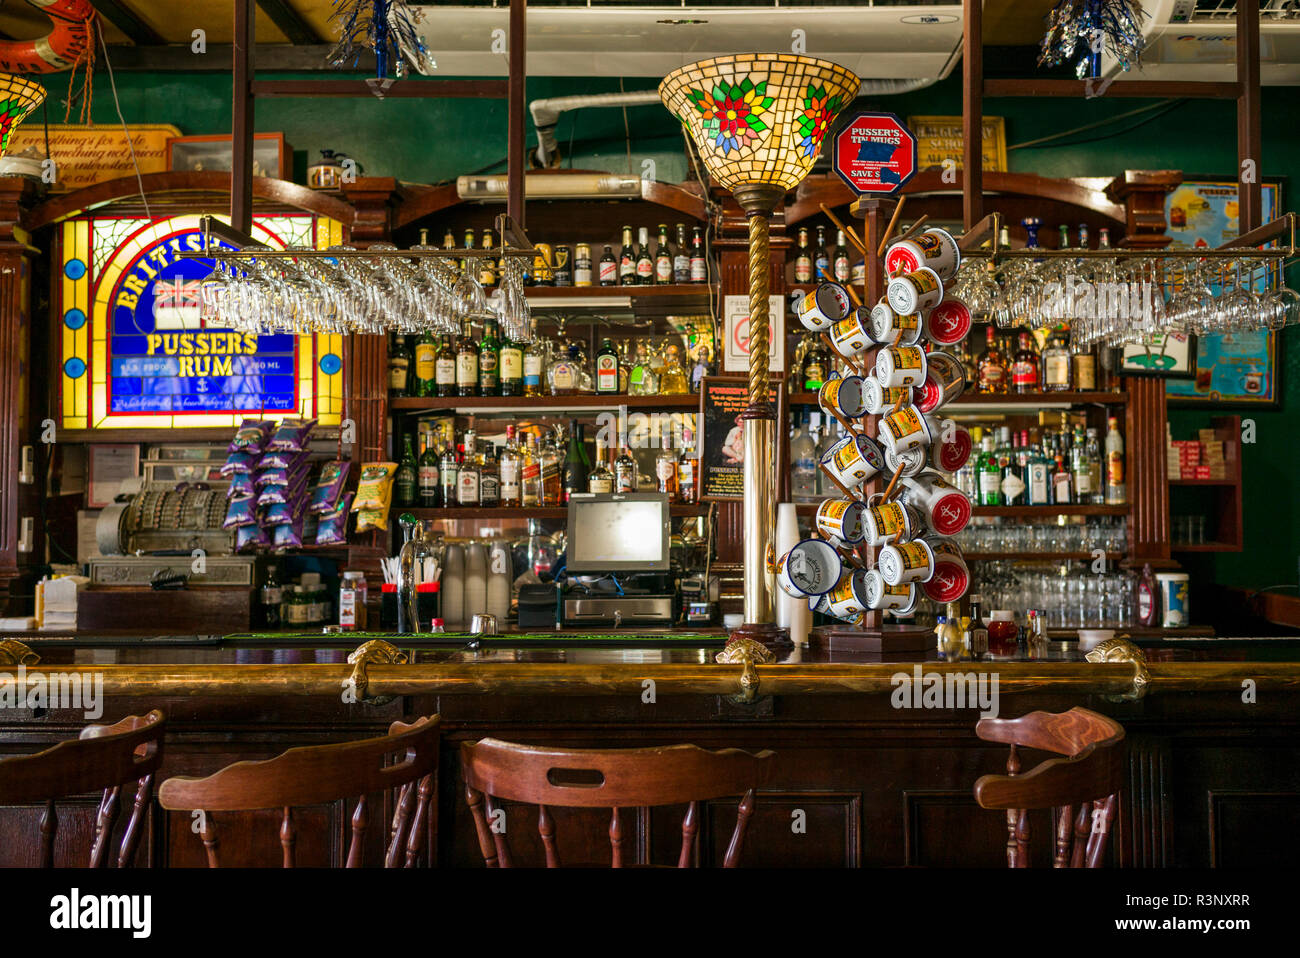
[564,493,671,574]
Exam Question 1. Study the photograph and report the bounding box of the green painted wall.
[32,69,1299,587]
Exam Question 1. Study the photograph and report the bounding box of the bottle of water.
[791,413,818,502]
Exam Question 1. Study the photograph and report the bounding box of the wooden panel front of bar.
[3,660,1298,868]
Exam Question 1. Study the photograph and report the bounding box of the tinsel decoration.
[327,0,436,79]
[1038,0,1148,79]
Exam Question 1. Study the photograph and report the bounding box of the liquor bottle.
[1002,449,1027,506]
[1072,334,1097,391]
[413,331,437,397]
[659,343,690,395]
[977,435,1001,506]
[802,339,828,393]
[1086,427,1103,504]
[457,432,481,507]
[673,224,691,284]
[456,319,478,398]
[440,442,459,508]
[1098,228,1111,250]
[599,245,618,287]
[575,243,593,288]
[617,340,633,394]
[794,227,813,284]
[832,229,851,282]
[589,437,614,493]
[523,320,546,397]
[547,343,582,396]
[1135,563,1159,626]
[553,245,572,287]
[689,226,707,283]
[977,326,1008,394]
[618,226,636,285]
[539,430,562,505]
[636,226,654,285]
[261,564,283,629]
[1011,331,1040,394]
[656,428,679,502]
[1105,417,1126,504]
[1026,439,1052,506]
[479,230,497,286]
[678,427,697,504]
[442,228,456,261]
[562,419,589,503]
[1071,426,1093,503]
[1052,453,1072,505]
[628,341,659,396]
[615,440,638,493]
[499,425,522,506]
[435,333,457,398]
[479,443,500,508]
[654,224,673,285]
[388,333,411,397]
[499,329,523,396]
[394,434,418,508]
[1077,223,1090,250]
[814,225,830,280]
[477,318,500,396]
[521,433,541,508]
[418,434,441,508]
[1040,328,1072,392]
[594,337,620,394]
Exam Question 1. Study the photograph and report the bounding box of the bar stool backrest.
[157,714,439,868]
[0,709,166,867]
[973,707,1126,868]
[461,738,775,867]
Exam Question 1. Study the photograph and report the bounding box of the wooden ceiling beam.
[90,1,165,46]
[256,0,323,46]
[84,44,368,71]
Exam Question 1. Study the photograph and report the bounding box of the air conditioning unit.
[410,2,964,79]
[1101,0,1300,84]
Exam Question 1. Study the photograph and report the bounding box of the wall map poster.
[1164,179,1281,406]
[58,213,345,430]
[697,376,779,501]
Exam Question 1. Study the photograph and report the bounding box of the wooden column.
[1237,0,1262,234]
[962,0,983,230]
[231,0,256,235]
[1106,170,1181,249]
[0,180,35,608]
[1126,376,1174,568]
[342,177,401,244]
[507,0,527,228]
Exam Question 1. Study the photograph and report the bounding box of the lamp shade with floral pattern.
[0,74,46,157]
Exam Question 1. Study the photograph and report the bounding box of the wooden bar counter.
[3,632,1299,868]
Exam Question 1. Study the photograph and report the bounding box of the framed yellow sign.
[7,124,180,192]
[907,115,1007,173]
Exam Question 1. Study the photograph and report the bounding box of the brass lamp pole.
[661,55,860,647]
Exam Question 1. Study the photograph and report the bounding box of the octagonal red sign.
[832,111,918,196]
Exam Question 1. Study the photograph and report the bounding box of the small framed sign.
[1120,333,1196,378]
[696,376,781,502]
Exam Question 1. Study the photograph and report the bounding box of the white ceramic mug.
[926,294,974,346]
[899,471,972,537]
[915,350,966,413]
[796,282,852,332]
[879,404,949,454]
[862,492,919,546]
[829,308,874,357]
[885,228,961,282]
[863,568,919,616]
[867,300,923,346]
[922,536,970,604]
[877,538,936,586]
[815,497,867,545]
[776,538,843,599]
[822,568,872,620]
[820,433,885,490]
[886,266,943,315]
[818,371,869,419]
[876,344,928,388]
[862,374,913,415]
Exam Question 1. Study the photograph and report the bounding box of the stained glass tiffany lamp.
[0,74,46,157]
[661,55,859,643]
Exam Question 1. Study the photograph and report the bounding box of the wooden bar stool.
[0,709,166,867]
[158,715,439,868]
[461,739,775,867]
[973,707,1125,868]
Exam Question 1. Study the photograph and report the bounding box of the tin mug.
[921,536,970,604]
[862,374,913,415]
[796,281,852,332]
[863,569,919,616]
[884,228,961,283]
[818,371,868,419]
[876,344,928,387]
[899,472,972,537]
[862,493,919,546]
[926,294,974,346]
[829,308,874,356]
[877,538,936,586]
[776,538,843,599]
[815,497,867,545]
[879,404,949,454]
[884,442,928,478]
[886,266,943,316]
[915,350,966,413]
[868,300,924,347]
[822,569,872,620]
[820,433,885,490]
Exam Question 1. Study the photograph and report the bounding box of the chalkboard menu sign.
[697,376,781,502]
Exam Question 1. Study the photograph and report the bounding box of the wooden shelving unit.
[1169,414,1243,554]
[524,284,712,302]
[391,394,700,412]
[965,552,1124,561]
[972,504,1128,518]
[396,505,708,521]
[787,390,1127,408]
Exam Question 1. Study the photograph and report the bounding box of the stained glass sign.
[58,213,345,430]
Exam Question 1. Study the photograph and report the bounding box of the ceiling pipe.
[529,78,939,168]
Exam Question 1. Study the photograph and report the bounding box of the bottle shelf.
[786,391,1126,409]
[972,504,1129,517]
[1171,541,1241,553]
[391,394,700,412]
[965,551,1125,561]
[524,283,713,303]
[1169,478,1238,487]
[394,505,709,521]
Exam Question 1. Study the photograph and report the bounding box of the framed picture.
[697,376,779,502]
[1120,332,1195,378]
[1164,177,1284,406]
[166,133,291,179]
